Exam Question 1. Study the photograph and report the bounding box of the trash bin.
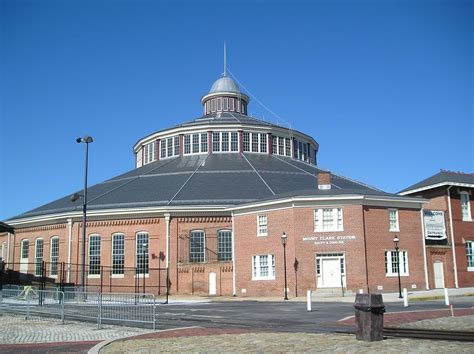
[354,293,385,341]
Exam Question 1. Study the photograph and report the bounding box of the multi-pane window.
[389,209,399,231]
[143,141,157,164]
[50,237,59,276]
[314,208,343,232]
[136,232,149,275]
[285,138,291,156]
[461,192,472,221]
[167,138,173,157]
[213,132,239,153]
[160,135,180,159]
[294,140,307,161]
[252,254,275,280]
[184,133,208,155]
[466,241,474,271]
[112,233,125,275]
[88,235,101,276]
[21,240,29,259]
[35,238,44,276]
[189,231,205,263]
[257,214,268,236]
[385,250,408,276]
[223,97,228,110]
[218,230,232,261]
[243,132,267,153]
[174,136,180,156]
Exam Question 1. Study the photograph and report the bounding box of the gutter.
[446,186,459,288]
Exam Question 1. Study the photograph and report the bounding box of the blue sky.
[1,0,472,220]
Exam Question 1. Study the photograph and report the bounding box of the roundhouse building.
[1,72,429,297]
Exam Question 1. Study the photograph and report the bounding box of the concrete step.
[313,288,354,298]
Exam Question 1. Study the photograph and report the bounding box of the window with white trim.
[136,232,149,275]
[385,250,408,276]
[389,209,399,231]
[461,192,472,221]
[21,239,29,259]
[189,230,205,262]
[257,214,268,236]
[218,230,232,261]
[184,133,208,155]
[112,233,125,275]
[243,132,267,153]
[272,135,292,157]
[50,237,59,276]
[1,242,6,262]
[88,234,101,276]
[143,141,157,165]
[314,208,343,232]
[466,241,474,271]
[35,238,44,276]
[252,254,275,280]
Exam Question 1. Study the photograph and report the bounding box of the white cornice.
[399,182,474,196]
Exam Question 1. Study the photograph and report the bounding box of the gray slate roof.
[10,153,390,220]
[399,171,474,194]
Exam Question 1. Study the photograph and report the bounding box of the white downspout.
[447,186,459,288]
[67,218,73,283]
[420,209,429,290]
[231,211,236,296]
[165,213,171,270]
[6,232,11,265]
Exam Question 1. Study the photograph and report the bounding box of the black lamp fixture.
[72,135,93,291]
[393,235,402,299]
[281,232,288,300]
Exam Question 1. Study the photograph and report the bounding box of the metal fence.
[0,287,156,329]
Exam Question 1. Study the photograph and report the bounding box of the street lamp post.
[393,236,402,298]
[72,136,93,291]
[281,232,288,300]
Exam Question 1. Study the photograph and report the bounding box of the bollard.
[359,289,363,294]
[444,288,450,306]
[307,290,312,312]
[403,288,408,307]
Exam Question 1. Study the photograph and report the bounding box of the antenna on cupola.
[223,42,227,77]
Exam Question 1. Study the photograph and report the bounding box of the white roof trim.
[399,182,474,196]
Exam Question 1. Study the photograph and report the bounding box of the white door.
[433,261,445,288]
[209,272,217,295]
[321,258,341,287]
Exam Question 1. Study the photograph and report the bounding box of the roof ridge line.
[242,153,276,196]
[167,155,209,205]
[88,158,178,205]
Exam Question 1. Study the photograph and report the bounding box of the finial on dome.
[223,42,227,77]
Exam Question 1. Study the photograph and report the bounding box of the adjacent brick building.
[0,70,434,297]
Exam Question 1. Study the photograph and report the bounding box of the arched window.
[112,233,125,275]
[35,238,44,276]
[88,234,101,276]
[136,232,149,275]
[50,236,59,276]
[189,230,205,263]
[217,230,232,261]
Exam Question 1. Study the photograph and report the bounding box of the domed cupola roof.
[209,75,241,94]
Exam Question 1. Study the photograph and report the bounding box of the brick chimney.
[317,171,331,190]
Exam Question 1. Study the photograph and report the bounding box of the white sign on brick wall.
[423,210,446,240]
[303,235,356,245]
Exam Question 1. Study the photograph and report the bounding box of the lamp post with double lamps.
[71,136,93,291]
[281,232,288,300]
[393,236,403,298]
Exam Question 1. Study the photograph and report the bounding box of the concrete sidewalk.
[166,287,474,304]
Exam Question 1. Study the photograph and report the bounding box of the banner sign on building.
[423,210,446,240]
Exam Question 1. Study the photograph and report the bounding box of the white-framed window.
[466,241,474,271]
[21,239,29,260]
[112,233,125,276]
[189,230,205,263]
[143,141,157,165]
[314,208,343,232]
[272,135,292,157]
[35,238,44,276]
[1,241,6,262]
[389,209,399,231]
[174,136,180,156]
[385,250,409,276]
[136,147,143,168]
[88,234,101,276]
[160,135,180,159]
[136,232,149,275]
[257,214,268,236]
[184,133,208,155]
[252,254,275,280]
[218,230,232,261]
[50,237,59,276]
[460,192,472,221]
[213,132,239,153]
[243,132,267,153]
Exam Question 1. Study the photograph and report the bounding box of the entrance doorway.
[316,253,345,288]
[433,261,445,288]
[209,272,217,295]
